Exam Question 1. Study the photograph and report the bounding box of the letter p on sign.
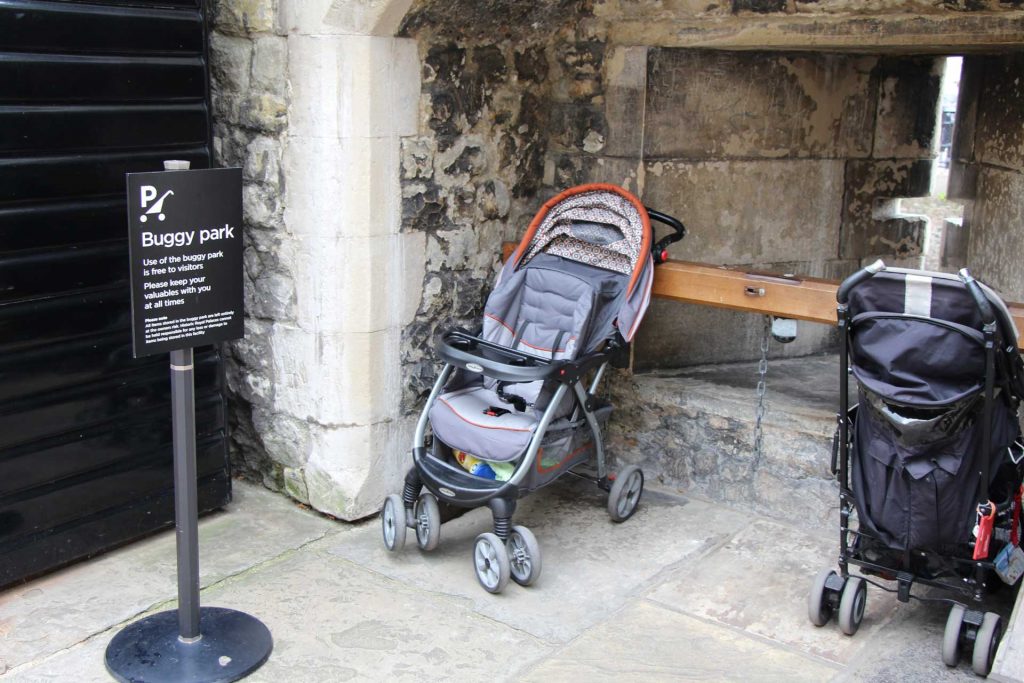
[141,185,157,208]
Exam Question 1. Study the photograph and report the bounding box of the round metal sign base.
[105,607,272,683]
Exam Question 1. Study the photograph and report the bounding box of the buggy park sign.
[126,167,243,357]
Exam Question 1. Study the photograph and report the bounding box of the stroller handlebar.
[646,208,687,265]
[437,330,615,386]
[437,331,559,383]
[837,259,886,305]
[958,269,997,327]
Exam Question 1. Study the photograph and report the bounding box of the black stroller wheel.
[507,525,542,587]
[838,576,867,636]
[808,568,837,627]
[473,532,510,594]
[608,465,644,522]
[380,494,407,552]
[971,612,1003,677]
[941,604,965,667]
[414,492,441,552]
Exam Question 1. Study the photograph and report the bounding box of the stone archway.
[214,0,424,519]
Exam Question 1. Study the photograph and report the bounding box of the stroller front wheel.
[971,612,1003,677]
[838,576,867,636]
[473,532,510,594]
[381,494,407,552]
[507,525,542,587]
[414,492,441,551]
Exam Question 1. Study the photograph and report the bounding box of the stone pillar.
[220,0,424,519]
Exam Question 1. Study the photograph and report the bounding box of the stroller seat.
[429,253,625,464]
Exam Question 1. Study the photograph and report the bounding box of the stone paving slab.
[835,589,1014,683]
[520,599,840,682]
[0,484,339,672]
[647,518,901,665]
[328,477,751,644]
[5,544,553,683]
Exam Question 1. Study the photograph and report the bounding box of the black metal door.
[0,0,231,586]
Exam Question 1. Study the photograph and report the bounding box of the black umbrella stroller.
[380,183,685,593]
[809,261,1024,676]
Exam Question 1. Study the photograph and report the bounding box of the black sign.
[127,168,243,357]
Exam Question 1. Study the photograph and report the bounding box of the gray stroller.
[380,183,685,593]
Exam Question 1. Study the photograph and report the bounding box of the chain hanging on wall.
[752,315,798,468]
[752,315,771,468]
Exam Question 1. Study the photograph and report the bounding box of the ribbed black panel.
[0,0,229,587]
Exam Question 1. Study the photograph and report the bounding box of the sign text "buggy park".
[140,224,236,248]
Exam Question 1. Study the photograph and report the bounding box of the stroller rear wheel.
[381,494,407,552]
[414,492,441,551]
[507,525,542,587]
[838,576,867,636]
[474,532,510,594]
[971,612,1003,677]
[608,465,644,522]
[941,604,965,667]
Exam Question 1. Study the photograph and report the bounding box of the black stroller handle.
[958,269,997,327]
[836,259,886,305]
[646,208,686,265]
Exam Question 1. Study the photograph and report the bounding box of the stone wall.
[208,0,292,490]
[952,54,1024,301]
[209,0,424,520]
[398,1,602,409]
[634,51,938,369]
[207,0,1024,521]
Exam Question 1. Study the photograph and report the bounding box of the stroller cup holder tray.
[438,330,557,382]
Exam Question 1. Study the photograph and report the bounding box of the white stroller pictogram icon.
[140,190,174,223]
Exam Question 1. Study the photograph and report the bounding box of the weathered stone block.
[284,135,400,238]
[251,36,288,97]
[642,159,844,264]
[840,159,931,259]
[644,50,876,160]
[975,53,1024,174]
[968,167,1024,300]
[873,57,942,160]
[241,93,287,134]
[288,34,419,140]
[543,154,642,193]
[243,182,283,230]
[634,299,841,370]
[210,32,253,94]
[214,0,277,36]
[941,216,968,270]
[601,46,647,158]
[243,135,282,186]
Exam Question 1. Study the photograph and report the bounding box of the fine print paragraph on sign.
[139,229,234,346]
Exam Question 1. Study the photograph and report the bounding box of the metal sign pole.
[171,346,201,640]
[105,160,272,683]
